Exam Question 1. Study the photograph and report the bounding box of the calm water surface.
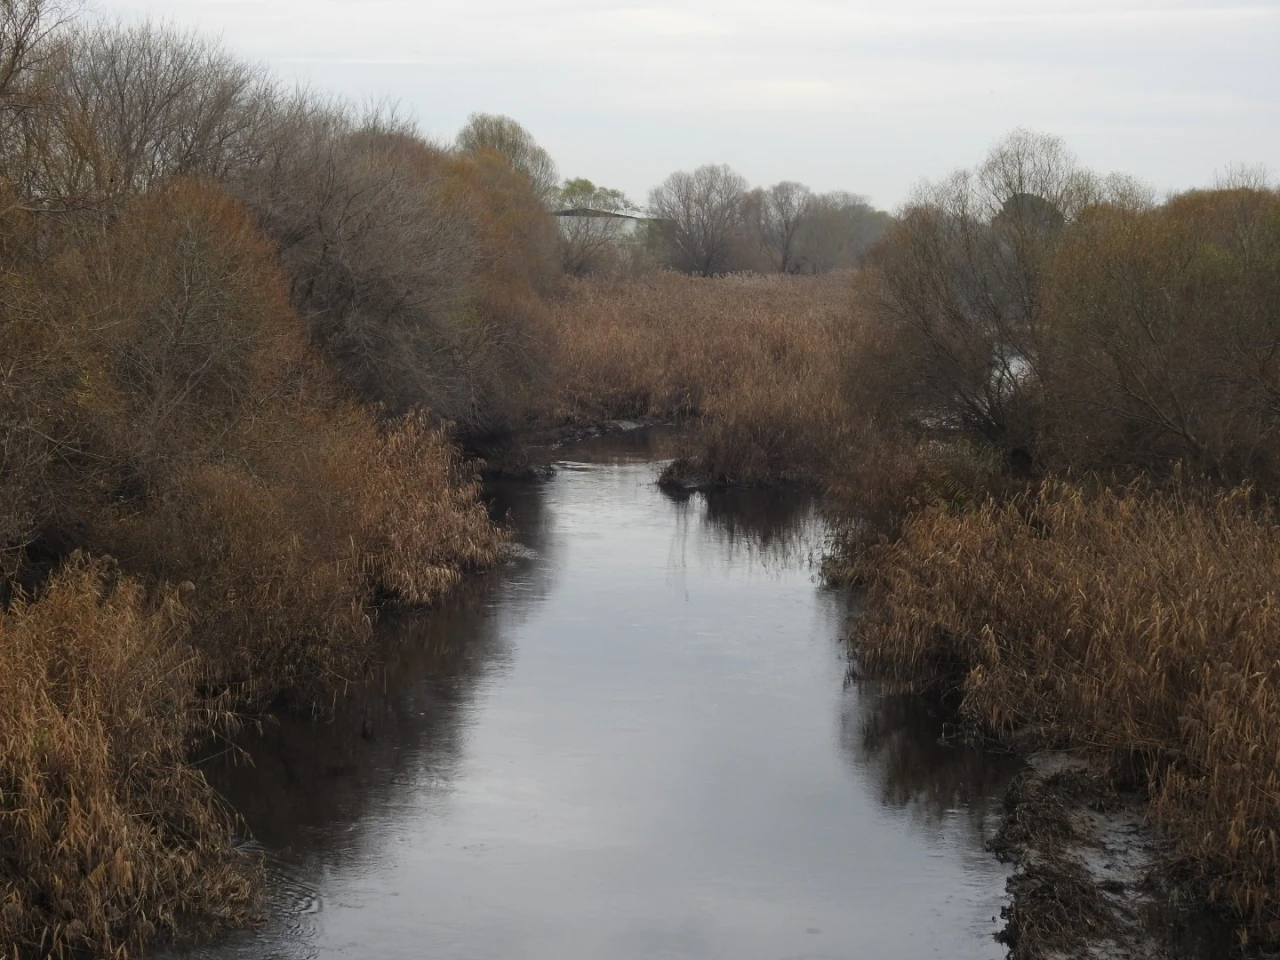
[170,430,1018,960]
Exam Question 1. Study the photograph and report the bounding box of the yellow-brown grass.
[823,436,1008,578]
[0,555,257,958]
[858,480,1280,944]
[545,272,863,484]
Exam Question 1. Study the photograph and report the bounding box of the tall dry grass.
[545,272,863,484]
[857,480,1280,944]
[0,555,257,958]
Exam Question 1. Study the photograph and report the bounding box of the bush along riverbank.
[826,133,1280,955]
[0,8,527,954]
[0,177,510,958]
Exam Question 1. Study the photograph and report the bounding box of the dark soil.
[989,753,1235,960]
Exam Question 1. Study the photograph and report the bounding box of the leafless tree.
[754,180,812,273]
[647,163,749,277]
[860,129,1099,449]
[0,0,78,204]
[792,191,889,274]
[455,112,558,202]
[233,95,488,420]
[36,21,271,200]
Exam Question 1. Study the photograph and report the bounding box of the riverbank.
[841,480,1280,956]
[989,751,1233,960]
[0,185,512,959]
[543,273,864,486]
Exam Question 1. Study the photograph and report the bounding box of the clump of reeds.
[823,434,1007,581]
[545,272,863,485]
[358,409,509,606]
[857,480,1280,944]
[0,555,258,958]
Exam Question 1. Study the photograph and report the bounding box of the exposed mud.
[990,752,1235,960]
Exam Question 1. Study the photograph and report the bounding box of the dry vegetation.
[545,271,863,484]
[830,132,1280,949]
[0,4,517,955]
[0,0,1276,953]
[535,146,1280,951]
[0,557,257,958]
[856,482,1280,945]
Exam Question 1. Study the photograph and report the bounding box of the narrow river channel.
[167,430,1020,960]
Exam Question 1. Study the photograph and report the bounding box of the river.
[166,429,1019,960]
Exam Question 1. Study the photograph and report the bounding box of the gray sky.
[96,0,1279,209]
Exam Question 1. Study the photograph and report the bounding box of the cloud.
[93,0,1280,206]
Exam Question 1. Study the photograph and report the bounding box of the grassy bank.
[853,482,1280,946]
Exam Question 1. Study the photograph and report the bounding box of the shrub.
[51,180,508,706]
[1040,187,1280,484]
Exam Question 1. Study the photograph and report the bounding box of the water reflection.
[846,684,1019,830]
[164,431,1015,960]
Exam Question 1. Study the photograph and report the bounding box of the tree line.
[454,113,892,279]
[849,128,1280,490]
[547,163,891,278]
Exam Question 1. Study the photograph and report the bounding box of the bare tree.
[0,0,78,203]
[647,163,749,277]
[861,129,1098,449]
[755,180,812,273]
[455,112,558,202]
[39,21,271,200]
[0,0,73,103]
[234,95,486,419]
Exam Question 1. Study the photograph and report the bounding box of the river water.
[170,430,1019,960]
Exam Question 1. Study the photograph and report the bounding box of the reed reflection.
[843,681,1020,833]
[200,481,556,861]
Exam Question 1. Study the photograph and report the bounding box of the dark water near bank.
[167,431,1019,960]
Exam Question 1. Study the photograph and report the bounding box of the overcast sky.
[95,0,1278,208]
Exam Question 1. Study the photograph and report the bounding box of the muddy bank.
[989,752,1235,960]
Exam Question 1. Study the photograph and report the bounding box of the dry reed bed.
[546,272,864,484]
[0,557,256,957]
[857,481,1280,944]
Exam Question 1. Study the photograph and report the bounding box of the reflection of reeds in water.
[845,682,1019,835]
[663,485,832,571]
[199,481,556,865]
